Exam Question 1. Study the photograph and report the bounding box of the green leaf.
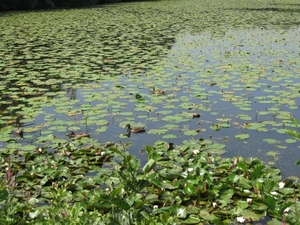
[110,148,124,157]
[199,209,217,221]
[278,187,294,195]
[111,185,125,198]
[278,202,293,215]
[0,189,9,201]
[250,164,265,179]
[237,114,252,120]
[236,161,248,173]
[241,209,263,221]
[137,180,150,192]
[263,138,281,144]
[145,194,159,203]
[235,133,249,140]
[183,216,201,224]
[236,200,248,210]
[266,151,279,157]
[219,123,230,128]
[183,183,197,196]
[112,198,131,210]
[220,189,234,201]
[151,178,163,188]
[263,196,276,211]
[142,159,156,174]
[238,176,252,189]
[262,179,275,193]
[162,134,177,139]
[184,130,199,136]
[285,138,297,143]
[227,174,239,184]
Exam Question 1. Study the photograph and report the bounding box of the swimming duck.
[66,131,90,139]
[192,113,200,118]
[125,124,146,133]
[14,128,24,139]
[152,87,165,95]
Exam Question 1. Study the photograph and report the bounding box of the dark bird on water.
[125,124,146,133]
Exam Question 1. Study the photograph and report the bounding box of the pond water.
[0,0,300,179]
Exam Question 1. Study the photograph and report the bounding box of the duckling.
[14,127,24,139]
[192,113,200,118]
[125,124,146,133]
[152,87,165,95]
[66,131,90,139]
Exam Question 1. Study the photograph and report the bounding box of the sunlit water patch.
[162,27,300,176]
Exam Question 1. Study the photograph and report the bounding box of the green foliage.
[286,117,300,140]
[0,0,300,223]
[0,0,154,11]
[0,140,299,224]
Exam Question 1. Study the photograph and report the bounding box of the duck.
[14,127,24,139]
[122,130,131,137]
[168,142,174,150]
[125,124,146,133]
[192,113,200,118]
[66,131,90,139]
[152,87,165,95]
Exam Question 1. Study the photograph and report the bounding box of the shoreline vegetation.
[0,135,299,224]
[0,0,150,12]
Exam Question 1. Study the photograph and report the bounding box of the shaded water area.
[1,0,300,180]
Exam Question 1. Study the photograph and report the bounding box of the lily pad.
[162,134,177,139]
[263,139,281,145]
[235,133,249,140]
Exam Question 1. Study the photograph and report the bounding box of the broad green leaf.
[235,133,249,140]
[112,198,131,210]
[263,139,281,145]
[0,189,8,201]
[199,209,218,221]
[143,159,156,174]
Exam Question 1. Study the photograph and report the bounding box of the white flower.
[177,208,185,217]
[187,168,194,172]
[193,149,200,154]
[284,207,290,213]
[153,205,158,209]
[100,151,106,156]
[279,181,285,189]
[212,202,217,208]
[247,198,252,203]
[271,191,278,196]
[105,188,110,192]
[237,216,245,223]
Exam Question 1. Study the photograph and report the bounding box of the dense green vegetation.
[0,138,299,224]
[1,0,300,223]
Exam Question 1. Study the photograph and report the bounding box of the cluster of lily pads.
[0,0,300,160]
[0,138,299,224]
[1,0,300,224]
